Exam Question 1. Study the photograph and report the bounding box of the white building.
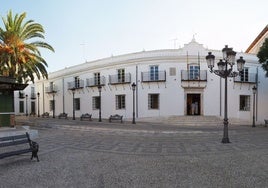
[14,38,268,124]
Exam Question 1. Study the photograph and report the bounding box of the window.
[19,101,24,113]
[49,100,54,111]
[240,95,250,111]
[189,65,200,80]
[74,98,80,110]
[75,76,80,88]
[116,95,126,109]
[31,87,35,98]
[117,69,125,82]
[240,68,249,82]
[169,67,176,76]
[150,66,159,81]
[92,96,100,110]
[148,94,159,109]
[94,72,100,85]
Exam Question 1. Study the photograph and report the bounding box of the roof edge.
[245,25,268,53]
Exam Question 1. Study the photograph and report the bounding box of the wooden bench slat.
[0,139,29,147]
[0,149,32,159]
[0,134,28,142]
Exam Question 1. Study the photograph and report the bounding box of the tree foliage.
[0,10,54,83]
[257,38,268,77]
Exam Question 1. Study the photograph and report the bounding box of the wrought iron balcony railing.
[19,91,25,99]
[67,80,84,90]
[109,73,131,84]
[86,76,106,87]
[30,93,36,99]
[45,85,58,93]
[234,73,257,83]
[141,71,166,82]
[181,70,207,81]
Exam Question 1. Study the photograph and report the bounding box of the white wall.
[15,40,268,124]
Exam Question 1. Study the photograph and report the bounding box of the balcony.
[109,73,131,85]
[181,70,207,88]
[67,80,84,90]
[45,85,58,93]
[141,71,166,82]
[181,70,207,81]
[86,76,106,87]
[234,73,257,83]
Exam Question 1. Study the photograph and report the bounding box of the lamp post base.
[221,137,231,144]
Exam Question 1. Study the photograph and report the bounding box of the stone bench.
[80,113,92,121]
[42,112,49,118]
[58,113,68,119]
[30,112,36,117]
[109,114,123,123]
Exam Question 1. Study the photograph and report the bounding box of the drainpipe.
[220,77,222,117]
[136,65,138,118]
[256,67,258,122]
[42,82,45,113]
[62,77,65,113]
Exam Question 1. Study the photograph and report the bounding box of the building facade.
[14,39,268,124]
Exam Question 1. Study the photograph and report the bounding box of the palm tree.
[0,10,54,83]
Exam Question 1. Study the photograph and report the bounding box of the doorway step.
[138,116,252,126]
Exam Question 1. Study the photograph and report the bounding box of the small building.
[0,76,27,126]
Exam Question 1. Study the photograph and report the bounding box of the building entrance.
[187,94,201,115]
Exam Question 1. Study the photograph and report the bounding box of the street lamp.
[72,89,75,120]
[98,85,102,122]
[206,45,245,143]
[25,94,28,116]
[37,92,40,117]
[252,85,257,127]
[131,82,136,124]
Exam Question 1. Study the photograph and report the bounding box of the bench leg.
[31,151,39,162]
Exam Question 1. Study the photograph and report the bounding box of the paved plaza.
[0,117,268,188]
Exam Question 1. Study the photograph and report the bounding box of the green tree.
[257,38,268,77]
[0,10,54,83]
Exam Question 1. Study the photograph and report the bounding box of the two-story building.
[14,38,268,124]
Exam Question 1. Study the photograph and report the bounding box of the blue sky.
[0,0,267,72]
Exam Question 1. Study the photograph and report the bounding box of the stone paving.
[0,117,268,187]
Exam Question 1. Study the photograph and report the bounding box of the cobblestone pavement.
[1,118,268,188]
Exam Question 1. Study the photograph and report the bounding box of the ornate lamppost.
[131,82,136,124]
[98,85,102,122]
[37,92,40,117]
[25,94,28,116]
[252,85,257,127]
[206,45,245,143]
